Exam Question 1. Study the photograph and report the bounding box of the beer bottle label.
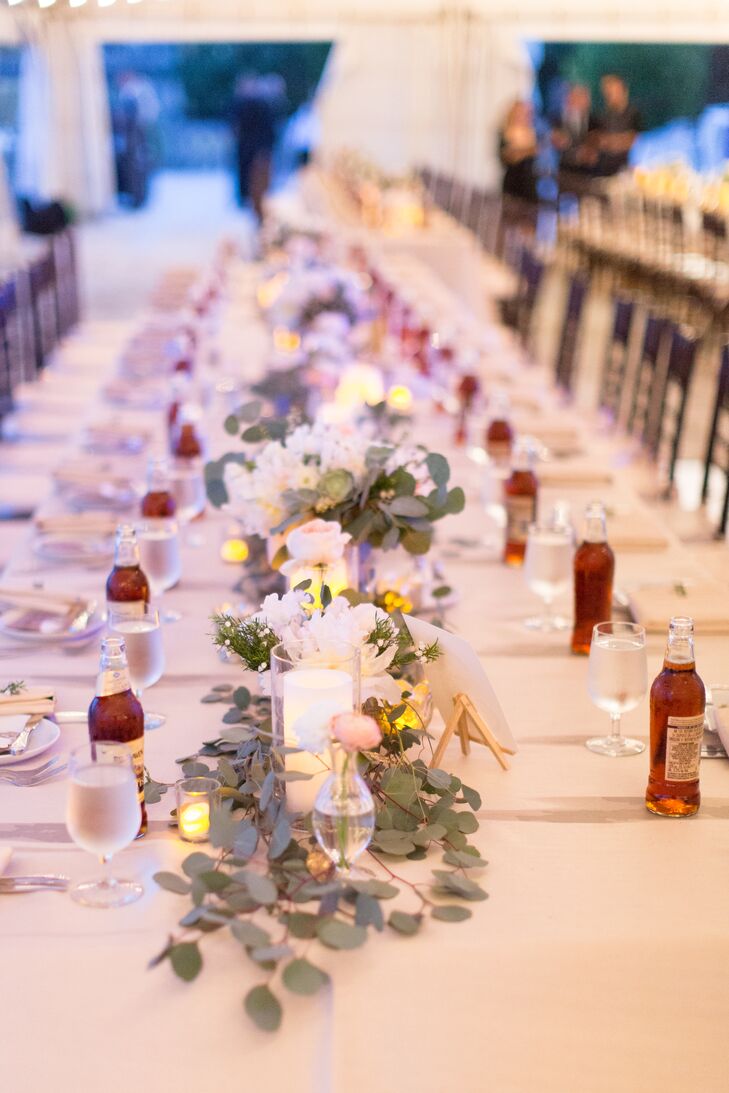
[95,666,132,698]
[106,598,146,620]
[127,735,145,805]
[665,714,704,783]
[505,495,536,546]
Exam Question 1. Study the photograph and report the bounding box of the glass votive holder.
[175,777,221,843]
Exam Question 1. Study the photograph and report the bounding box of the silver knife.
[0,875,69,892]
[8,712,44,756]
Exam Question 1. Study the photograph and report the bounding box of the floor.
[78,169,255,320]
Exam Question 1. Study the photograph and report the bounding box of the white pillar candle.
[283,667,353,814]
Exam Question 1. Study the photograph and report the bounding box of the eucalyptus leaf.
[198,870,232,893]
[259,769,275,811]
[410,822,448,847]
[268,815,292,860]
[231,920,271,948]
[456,812,479,834]
[244,985,282,1032]
[387,496,430,517]
[234,823,259,860]
[250,943,292,965]
[442,848,487,869]
[460,784,482,811]
[355,893,384,931]
[233,687,251,710]
[432,870,488,902]
[347,879,399,900]
[169,942,202,982]
[282,958,330,996]
[317,919,367,950]
[153,872,191,896]
[388,911,422,936]
[426,768,452,791]
[426,452,450,486]
[222,708,243,725]
[243,872,279,906]
[181,852,217,878]
[431,904,473,923]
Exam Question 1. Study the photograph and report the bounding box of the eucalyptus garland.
[150,686,487,1032]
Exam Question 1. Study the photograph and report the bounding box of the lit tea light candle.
[283,667,353,814]
[386,384,414,413]
[273,328,302,354]
[334,363,385,408]
[286,560,350,609]
[175,776,220,843]
[220,537,249,564]
[179,801,210,841]
[256,270,289,310]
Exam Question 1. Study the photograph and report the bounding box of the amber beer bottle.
[646,617,705,818]
[106,525,150,618]
[173,417,203,460]
[503,440,538,566]
[141,457,177,518]
[571,502,614,655]
[485,391,514,466]
[88,636,147,838]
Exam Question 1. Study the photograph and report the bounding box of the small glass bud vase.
[312,745,375,876]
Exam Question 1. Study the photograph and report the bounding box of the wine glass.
[108,607,166,730]
[137,519,183,623]
[172,462,207,547]
[586,621,647,757]
[523,521,573,631]
[66,742,143,908]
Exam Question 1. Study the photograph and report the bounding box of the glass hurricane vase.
[312,746,375,876]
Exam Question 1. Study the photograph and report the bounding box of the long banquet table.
[1,240,729,1093]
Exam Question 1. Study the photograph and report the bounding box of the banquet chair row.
[0,227,80,416]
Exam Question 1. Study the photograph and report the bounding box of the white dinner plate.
[33,533,114,565]
[0,716,61,766]
[0,602,104,644]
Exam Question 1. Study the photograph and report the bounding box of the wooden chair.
[52,228,81,337]
[701,346,729,536]
[645,323,699,486]
[498,240,545,346]
[0,276,29,415]
[598,296,636,422]
[626,314,670,439]
[554,272,589,395]
[28,248,59,371]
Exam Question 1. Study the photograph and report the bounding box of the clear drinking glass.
[66,742,143,908]
[586,621,647,757]
[172,462,206,547]
[270,639,361,819]
[108,607,166,730]
[523,521,573,631]
[138,519,183,623]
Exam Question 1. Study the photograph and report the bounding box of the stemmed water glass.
[137,519,183,623]
[65,742,143,908]
[523,521,573,631]
[586,621,647,757]
[108,607,166,730]
[172,463,207,548]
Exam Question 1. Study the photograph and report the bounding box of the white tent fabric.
[14,19,114,217]
[0,0,726,216]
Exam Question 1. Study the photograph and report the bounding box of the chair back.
[555,273,589,394]
[598,296,635,420]
[645,324,699,482]
[702,346,729,536]
[626,314,669,438]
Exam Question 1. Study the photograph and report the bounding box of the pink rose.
[281,519,351,571]
[330,712,382,752]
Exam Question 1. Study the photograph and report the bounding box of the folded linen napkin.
[0,586,84,615]
[606,512,670,552]
[516,421,582,456]
[53,463,136,490]
[627,581,729,635]
[0,688,55,716]
[538,462,614,488]
[0,848,11,876]
[0,474,49,512]
[34,512,119,536]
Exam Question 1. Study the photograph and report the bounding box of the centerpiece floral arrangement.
[263,265,369,334]
[205,410,464,557]
[151,591,486,1033]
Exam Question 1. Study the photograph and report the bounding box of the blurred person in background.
[113,70,160,208]
[498,99,539,203]
[552,83,598,193]
[590,74,643,177]
[231,74,277,221]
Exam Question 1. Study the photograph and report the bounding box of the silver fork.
[0,757,66,786]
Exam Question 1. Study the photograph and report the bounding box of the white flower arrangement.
[212,592,440,708]
[266,266,367,332]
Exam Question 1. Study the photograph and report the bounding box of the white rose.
[281,519,351,572]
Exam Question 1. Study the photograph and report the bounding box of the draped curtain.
[15,19,115,218]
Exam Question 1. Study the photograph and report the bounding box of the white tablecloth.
[1,260,728,1093]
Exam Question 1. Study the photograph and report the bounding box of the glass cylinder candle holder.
[271,639,361,818]
[175,776,221,843]
[286,545,359,609]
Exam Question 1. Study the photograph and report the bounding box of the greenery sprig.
[151,686,486,1032]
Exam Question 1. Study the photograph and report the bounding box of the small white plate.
[33,534,113,565]
[0,716,61,766]
[0,602,104,643]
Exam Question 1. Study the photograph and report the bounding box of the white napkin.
[0,848,11,876]
[0,688,55,716]
[34,512,119,536]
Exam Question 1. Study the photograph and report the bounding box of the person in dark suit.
[231,75,277,221]
[590,74,643,177]
[498,100,539,203]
